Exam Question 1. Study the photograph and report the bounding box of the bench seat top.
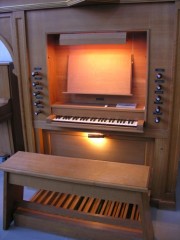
[0,151,150,192]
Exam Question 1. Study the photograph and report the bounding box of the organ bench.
[0,151,154,240]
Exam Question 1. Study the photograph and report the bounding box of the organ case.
[0,0,179,209]
[27,3,175,208]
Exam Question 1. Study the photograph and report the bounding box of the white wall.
[0,40,12,62]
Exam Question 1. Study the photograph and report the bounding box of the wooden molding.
[0,1,83,12]
[0,0,175,13]
[167,7,180,194]
[11,11,35,152]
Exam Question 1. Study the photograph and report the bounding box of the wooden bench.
[0,151,154,240]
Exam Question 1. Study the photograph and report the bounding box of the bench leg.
[3,172,23,229]
[139,192,154,240]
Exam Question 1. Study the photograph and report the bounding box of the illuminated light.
[88,133,105,138]
[86,133,107,147]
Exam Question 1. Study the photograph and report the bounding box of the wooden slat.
[50,192,62,206]
[68,195,81,210]
[29,190,141,223]
[89,198,101,214]
[55,193,68,208]
[114,202,123,218]
[135,205,140,221]
[30,189,43,202]
[95,199,105,214]
[103,201,112,216]
[122,203,129,219]
[43,191,55,205]
[98,200,108,215]
[82,197,94,213]
[74,196,85,210]
[35,190,49,204]
[111,202,119,217]
[62,194,75,209]
[107,201,116,217]
[130,204,137,220]
[77,196,89,212]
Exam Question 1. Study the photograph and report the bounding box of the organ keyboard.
[53,115,138,127]
[47,114,144,133]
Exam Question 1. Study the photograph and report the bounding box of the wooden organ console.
[0,0,180,217]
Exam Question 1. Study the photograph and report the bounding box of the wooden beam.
[0,0,175,13]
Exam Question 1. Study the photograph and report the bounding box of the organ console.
[0,0,180,212]
[43,31,147,137]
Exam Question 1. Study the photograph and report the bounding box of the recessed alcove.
[47,31,148,111]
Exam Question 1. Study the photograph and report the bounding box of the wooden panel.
[0,13,12,47]
[0,64,13,155]
[47,130,151,165]
[0,151,150,193]
[50,32,147,107]
[0,121,13,155]
[0,64,10,99]
[0,63,25,153]
[166,6,180,201]
[51,104,145,119]
[14,208,142,240]
[2,172,23,230]
[8,63,25,152]
[66,48,132,95]
[59,32,127,45]
[27,3,174,133]
[0,0,175,13]
[151,138,169,200]
[11,11,35,152]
